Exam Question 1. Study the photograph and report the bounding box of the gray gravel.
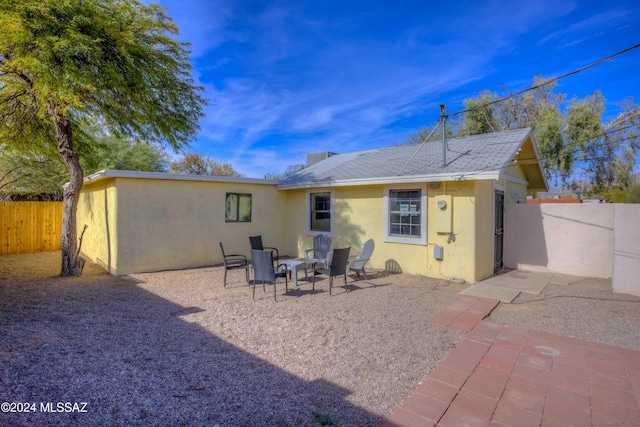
[0,252,465,427]
[488,277,640,351]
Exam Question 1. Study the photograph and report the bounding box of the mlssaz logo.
[40,402,88,413]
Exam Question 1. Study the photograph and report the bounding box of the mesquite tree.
[0,0,205,276]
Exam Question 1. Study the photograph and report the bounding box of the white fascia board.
[496,128,530,174]
[500,173,529,186]
[276,171,501,190]
[500,130,549,191]
[82,170,279,185]
[528,133,550,191]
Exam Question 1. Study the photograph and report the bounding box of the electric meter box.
[435,195,452,233]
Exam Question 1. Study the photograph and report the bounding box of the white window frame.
[306,189,335,236]
[383,183,427,245]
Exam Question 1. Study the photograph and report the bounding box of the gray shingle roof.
[278,128,534,188]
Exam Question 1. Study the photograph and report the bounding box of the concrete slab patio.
[458,270,580,303]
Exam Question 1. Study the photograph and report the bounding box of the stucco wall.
[428,180,482,282]
[78,173,513,283]
[474,180,495,281]
[504,204,614,278]
[78,176,285,275]
[612,205,640,296]
[284,180,492,283]
[284,186,388,274]
[505,203,640,296]
[77,179,119,273]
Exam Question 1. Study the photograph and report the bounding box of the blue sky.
[156,0,640,178]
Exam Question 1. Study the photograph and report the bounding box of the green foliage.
[0,150,67,200]
[169,152,243,177]
[403,123,455,145]
[0,0,206,274]
[534,108,566,179]
[626,185,640,203]
[458,91,499,136]
[0,0,205,149]
[405,75,639,192]
[86,135,168,173]
[0,133,169,199]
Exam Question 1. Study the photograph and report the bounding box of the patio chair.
[249,235,279,266]
[251,249,288,301]
[219,242,249,288]
[313,247,350,295]
[349,239,375,279]
[304,233,332,275]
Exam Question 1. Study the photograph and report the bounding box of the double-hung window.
[307,190,334,235]
[383,184,427,244]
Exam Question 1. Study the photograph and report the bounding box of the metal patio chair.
[249,235,279,266]
[313,247,351,295]
[219,242,249,287]
[251,249,288,301]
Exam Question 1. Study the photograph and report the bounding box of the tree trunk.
[53,115,85,277]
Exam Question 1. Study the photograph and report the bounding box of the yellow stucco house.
[77,128,547,283]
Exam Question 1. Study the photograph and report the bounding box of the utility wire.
[446,43,640,119]
[400,44,640,175]
[398,119,441,173]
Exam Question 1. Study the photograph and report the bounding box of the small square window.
[225,193,252,222]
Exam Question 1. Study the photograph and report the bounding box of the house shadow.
[0,259,381,426]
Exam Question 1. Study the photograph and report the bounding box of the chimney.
[306,151,337,166]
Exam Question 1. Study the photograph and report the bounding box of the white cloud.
[155,0,635,179]
[540,6,631,46]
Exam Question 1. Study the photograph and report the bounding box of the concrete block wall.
[504,204,640,296]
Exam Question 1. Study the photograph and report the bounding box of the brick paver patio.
[382,296,640,426]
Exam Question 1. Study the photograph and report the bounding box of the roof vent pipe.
[440,104,447,167]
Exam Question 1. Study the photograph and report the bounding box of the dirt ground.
[0,251,465,426]
[2,251,639,426]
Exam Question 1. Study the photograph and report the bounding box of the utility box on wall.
[435,195,452,233]
[434,245,444,260]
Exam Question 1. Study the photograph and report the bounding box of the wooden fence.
[0,201,63,255]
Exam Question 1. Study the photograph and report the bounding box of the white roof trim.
[276,170,501,190]
[501,174,529,186]
[528,133,550,191]
[82,170,279,185]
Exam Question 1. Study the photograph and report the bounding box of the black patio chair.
[251,249,288,301]
[249,235,279,266]
[313,247,351,295]
[219,242,249,288]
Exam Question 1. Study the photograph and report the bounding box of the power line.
[446,43,640,119]
[402,45,640,177]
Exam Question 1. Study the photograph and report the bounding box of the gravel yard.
[0,252,466,427]
[3,252,639,426]
[488,276,640,351]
